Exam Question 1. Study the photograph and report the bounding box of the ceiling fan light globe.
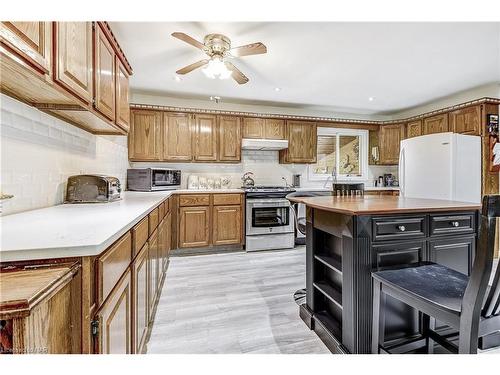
[202,57,231,80]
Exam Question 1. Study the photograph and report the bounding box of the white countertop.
[0,191,173,262]
[295,186,399,191]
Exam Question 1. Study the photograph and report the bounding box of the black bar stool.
[371,195,500,354]
[332,183,364,197]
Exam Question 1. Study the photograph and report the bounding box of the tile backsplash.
[0,94,130,216]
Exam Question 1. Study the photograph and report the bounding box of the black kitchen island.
[288,195,481,354]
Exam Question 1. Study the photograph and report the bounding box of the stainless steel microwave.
[127,168,181,191]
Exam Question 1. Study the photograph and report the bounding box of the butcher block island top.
[288,195,480,215]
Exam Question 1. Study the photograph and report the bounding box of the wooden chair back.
[332,183,365,197]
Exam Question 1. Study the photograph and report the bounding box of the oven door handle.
[247,201,291,208]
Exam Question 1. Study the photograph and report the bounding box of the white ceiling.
[110,22,500,114]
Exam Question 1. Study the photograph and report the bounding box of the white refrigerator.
[398,132,481,203]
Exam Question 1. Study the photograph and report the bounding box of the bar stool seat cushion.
[372,263,469,315]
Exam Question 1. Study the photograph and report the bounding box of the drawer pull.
[397,225,406,232]
[450,221,460,227]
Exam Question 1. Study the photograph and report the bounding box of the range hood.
[241,138,288,151]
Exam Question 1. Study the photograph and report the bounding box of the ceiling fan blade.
[230,42,267,57]
[225,62,249,84]
[171,32,205,50]
[176,59,209,75]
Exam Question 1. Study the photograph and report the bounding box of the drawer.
[158,202,165,219]
[213,194,241,206]
[372,216,426,242]
[430,213,475,236]
[132,216,149,258]
[97,232,132,305]
[149,207,159,236]
[179,194,210,207]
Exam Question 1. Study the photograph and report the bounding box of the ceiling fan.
[171,32,267,85]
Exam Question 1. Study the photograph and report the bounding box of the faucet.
[281,176,290,188]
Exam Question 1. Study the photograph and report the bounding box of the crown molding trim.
[130,97,500,126]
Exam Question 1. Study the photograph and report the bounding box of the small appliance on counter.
[65,175,121,203]
[127,168,181,191]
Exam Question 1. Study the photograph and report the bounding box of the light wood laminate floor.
[146,247,330,354]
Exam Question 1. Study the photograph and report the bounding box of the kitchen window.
[308,127,368,181]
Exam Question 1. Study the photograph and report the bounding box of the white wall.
[0,94,130,216]
[389,83,500,120]
[131,92,391,121]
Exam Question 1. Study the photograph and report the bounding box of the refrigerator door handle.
[399,146,405,197]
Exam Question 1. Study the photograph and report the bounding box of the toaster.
[65,175,121,203]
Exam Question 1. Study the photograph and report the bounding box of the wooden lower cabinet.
[212,205,242,246]
[94,270,132,354]
[132,243,149,354]
[179,206,210,248]
[148,230,160,319]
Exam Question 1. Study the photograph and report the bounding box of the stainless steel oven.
[244,186,296,252]
[246,198,293,235]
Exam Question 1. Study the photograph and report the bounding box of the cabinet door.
[372,240,426,343]
[132,243,148,354]
[242,117,264,138]
[163,112,193,161]
[0,22,51,73]
[282,121,317,163]
[193,114,218,161]
[94,23,116,121]
[449,106,481,135]
[423,114,448,135]
[212,205,242,246]
[179,206,210,248]
[218,116,241,162]
[406,120,422,138]
[129,110,162,161]
[148,230,159,319]
[264,119,285,139]
[115,56,130,132]
[428,235,475,276]
[95,270,132,354]
[379,123,405,165]
[54,22,93,103]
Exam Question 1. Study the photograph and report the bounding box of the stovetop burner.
[244,185,296,198]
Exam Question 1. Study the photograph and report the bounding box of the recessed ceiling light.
[274,87,281,92]
[368,97,375,102]
[174,75,182,82]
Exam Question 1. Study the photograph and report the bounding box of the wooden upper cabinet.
[115,56,130,131]
[0,22,52,74]
[406,120,422,138]
[212,205,242,246]
[94,270,132,354]
[193,114,218,162]
[218,116,241,162]
[242,117,265,138]
[281,121,317,163]
[379,123,405,165]
[163,112,193,161]
[129,110,162,161]
[264,119,285,139]
[54,22,93,104]
[94,23,116,121]
[423,113,448,135]
[449,105,481,135]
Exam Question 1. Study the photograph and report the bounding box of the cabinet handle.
[450,221,460,227]
[397,225,406,232]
